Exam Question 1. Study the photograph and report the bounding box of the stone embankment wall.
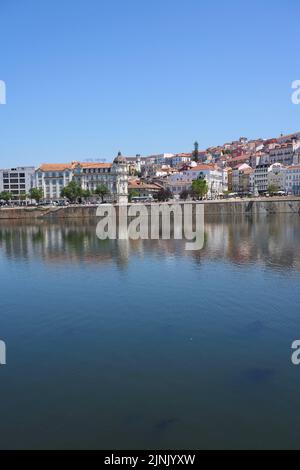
[0,198,300,220]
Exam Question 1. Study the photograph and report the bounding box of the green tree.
[61,181,82,203]
[128,189,139,202]
[191,179,208,200]
[94,184,110,203]
[81,189,92,199]
[179,189,190,200]
[268,184,279,195]
[0,191,12,202]
[29,187,44,203]
[19,193,28,202]
[157,188,173,202]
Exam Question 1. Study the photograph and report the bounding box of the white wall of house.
[267,163,286,190]
[254,164,269,193]
[285,166,300,195]
[0,167,35,197]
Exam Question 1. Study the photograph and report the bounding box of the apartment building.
[145,154,174,166]
[267,163,286,191]
[0,166,35,197]
[35,163,73,200]
[36,154,128,203]
[269,141,300,166]
[169,154,192,168]
[232,164,253,194]
[285,165,300,195]
[166,163,224,198]
[254,164,269,193]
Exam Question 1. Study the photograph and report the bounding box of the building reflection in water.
[0,214,300,271]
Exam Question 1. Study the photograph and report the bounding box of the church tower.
[112,152,128,204]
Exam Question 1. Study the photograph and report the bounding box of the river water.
[0,214,300,449]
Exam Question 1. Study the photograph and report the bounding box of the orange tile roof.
[80,163,112,169]
[190,164,216,171]
[38,162,112,172]
[129,180,162,190]
[38,163,73,171]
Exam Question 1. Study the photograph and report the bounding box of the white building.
[166,163,224,198]
[125,155,142,175]
[169,154,192,168]
[36,153,128,203]
[73,163,115,194]
[36,163,74,200]
[232,164,253,194]
[267,163,286,191]
[285,165,300,195]
[0,166,35,198]
[145,154,174,166]
[254,164,269,193]
[269,141,300,166]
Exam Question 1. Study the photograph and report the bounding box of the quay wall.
[0,198,300,220]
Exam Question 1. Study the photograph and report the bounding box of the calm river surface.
[0,214,300,449]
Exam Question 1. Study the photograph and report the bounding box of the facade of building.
[128,180,162,198]
[0,166,35,198]
[254,164,269,193]
[125,155,142,175]
[169,154,192,168]
[285,165,300,195]
[166,164,224,198]
[267,163,286,191]
[145,154,174,166]
[73,163,114,193]
[165,180,191,197]
[36,163,74,200]
[36,153,128,203]
[232,164,253,194]
[269,141,300,166]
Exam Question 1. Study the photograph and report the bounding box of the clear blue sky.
[0,0,299,167]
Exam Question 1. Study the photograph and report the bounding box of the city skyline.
[1,0,300,167]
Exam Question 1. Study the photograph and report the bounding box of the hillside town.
[1,130,300,205]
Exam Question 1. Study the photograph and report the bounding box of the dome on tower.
[113,152,127,164]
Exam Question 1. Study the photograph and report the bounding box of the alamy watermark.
[0,340,6,365]
[96,203,205,251]
[0,80,6,105]
[291,340,300,365]
[291,80,300,105]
